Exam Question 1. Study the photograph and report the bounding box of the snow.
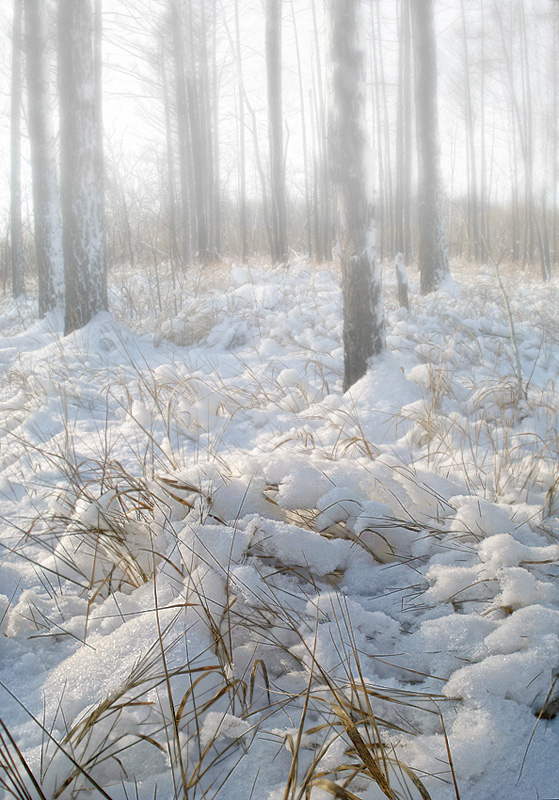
[1,261,559,799]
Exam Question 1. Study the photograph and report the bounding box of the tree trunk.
[11,0,25,299]
[310,0,331,262]
[58,0,107,335]
[395,0,413,262]
[327,0,383,392]
[160,35,180,270]
[210,0,221,260]
[233,0,247,262]
[460,0,481,261]
[291,0,312,259]
[265,0,287,264]
[171,0,192,265]
[189,0,209,264]
[25,0,64,316]
[410,0,450,294]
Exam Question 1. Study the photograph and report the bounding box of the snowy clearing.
[1,261,559,799]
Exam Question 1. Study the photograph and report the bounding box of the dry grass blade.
[0,683,115,800]
[282,620,319,800]
[0,718,49,800]
[437,709,461,800]
[329,702,397,800]
[306,777,362,799]
[250,659,271,706]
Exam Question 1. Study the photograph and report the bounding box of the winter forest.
[1,0,559,798]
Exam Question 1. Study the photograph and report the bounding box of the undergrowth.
[1,260,559,798]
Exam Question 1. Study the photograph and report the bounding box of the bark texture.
[58,0,107,335]
[327,0,383,392]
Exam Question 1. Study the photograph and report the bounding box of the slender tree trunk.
[395,0,413,262]
[160,36,180,269]
[185,2,208,264]
[265,0,287,264]
[370,15,385,262]
[94,0,107,274]
[410,0,449,293]
[311,0,331,262]
[327,0,383,392]
[211,0,221,259]
[395,252,409,310]
[171,0,192,264]
[371,2,394,262]
[519,2,536,269]
[460,0,481,261]
[493,0,546,279]
[378,3,395,262]
[25,0,64,315]
[10,0,25,299]
[291,0,312,259]
[233,0,247,261]
[310,86,323,261]
[479,0,488,258]
[194,0,211,263]
[59,0,107,335]
[553,10,559,269]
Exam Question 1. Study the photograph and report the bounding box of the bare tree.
[327,0,383,392]
[410,0,450,293]
[25,0,64,316]
[58,0,107,335]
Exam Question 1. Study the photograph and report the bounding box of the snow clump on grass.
[0,261,559,798]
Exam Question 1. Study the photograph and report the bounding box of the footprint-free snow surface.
[1,262,559,799]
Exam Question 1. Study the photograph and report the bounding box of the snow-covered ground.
[1,260,559,800]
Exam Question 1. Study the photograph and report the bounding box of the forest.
[0,1,559,799]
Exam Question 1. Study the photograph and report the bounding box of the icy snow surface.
[1,261,559,799]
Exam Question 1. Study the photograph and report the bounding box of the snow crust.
[1,261,559,799]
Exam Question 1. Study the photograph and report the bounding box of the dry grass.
[2,259,558,798]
